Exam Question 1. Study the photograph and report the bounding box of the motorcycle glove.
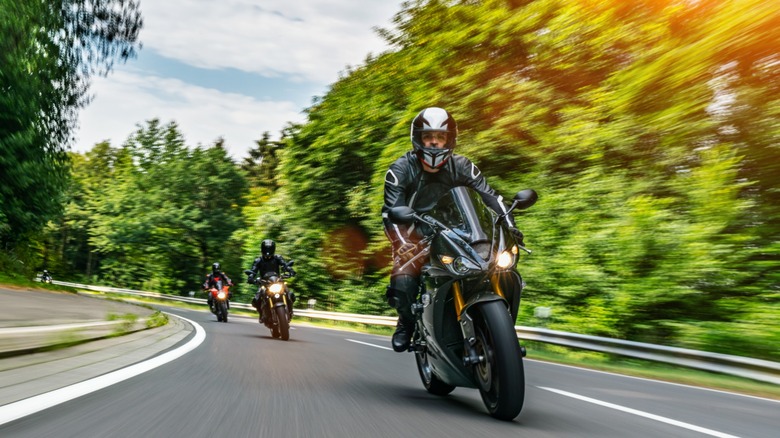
[396,242,418,262]
[508,227,525,247]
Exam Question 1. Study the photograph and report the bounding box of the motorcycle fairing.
[415,187,525,388]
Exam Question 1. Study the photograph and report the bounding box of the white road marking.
[0,313,205,426]
[530,359,780,403]
[347,339,393,351]
[538,387,742,438]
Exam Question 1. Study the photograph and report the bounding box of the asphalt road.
[1,300,778,437]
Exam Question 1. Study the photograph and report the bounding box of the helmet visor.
[421,131,448,143]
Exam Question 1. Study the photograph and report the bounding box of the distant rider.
[246,239,296,323]
[203,262,233,313]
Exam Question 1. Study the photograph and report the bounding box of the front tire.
[275,306,290,340]
[415,343,455,396]
[220,301,229,323]
[472,300,525,421]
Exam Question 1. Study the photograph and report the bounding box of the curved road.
[1,305,778,437]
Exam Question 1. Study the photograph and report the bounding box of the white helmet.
[410,107,457,169]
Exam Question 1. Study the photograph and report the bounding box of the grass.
[0,272,77,292]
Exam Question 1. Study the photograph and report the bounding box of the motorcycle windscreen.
[429,187,495,259]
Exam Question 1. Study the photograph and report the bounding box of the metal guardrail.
[50,280,780,385]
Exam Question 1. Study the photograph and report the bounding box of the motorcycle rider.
[203,262,233,313]
[246,239,296,323]
[382,107,525,352]
[41,269,52,282]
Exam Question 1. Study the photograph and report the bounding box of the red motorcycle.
[208,280,230,323]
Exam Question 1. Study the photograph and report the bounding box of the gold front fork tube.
[452,281,465,320]
[491,274,506,299]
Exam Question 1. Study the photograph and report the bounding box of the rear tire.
[276,306,290,340]
[472,300,525,421]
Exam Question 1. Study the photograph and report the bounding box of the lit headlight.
[496,250,514,269]
[217,292,226,299]
[269,283,283,294]
[440,255,454,264]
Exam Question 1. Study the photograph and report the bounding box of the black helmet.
[261,239,276,259]
[212,262,221,274]
[410,107,457,169]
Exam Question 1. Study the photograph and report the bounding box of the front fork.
[265,294,292,324]
[455,278,526,367]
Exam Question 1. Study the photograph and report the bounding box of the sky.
[74,0,403,160]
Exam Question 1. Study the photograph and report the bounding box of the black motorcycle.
[246,265,296,340]
[40,272,53,284]
[388,186,538,421]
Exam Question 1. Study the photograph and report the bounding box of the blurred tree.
[0,0,142,270]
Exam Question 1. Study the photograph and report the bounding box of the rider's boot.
[387,278,417,352]
[391,316,415,352]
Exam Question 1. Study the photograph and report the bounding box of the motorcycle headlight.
[496,250,514,269]
[451,256,478,274]
[217,291,226,299]
[269,283,283,294]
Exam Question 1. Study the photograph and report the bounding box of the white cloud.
[140,0,401,84]
[75,70,305,159]
[74,1,403,159]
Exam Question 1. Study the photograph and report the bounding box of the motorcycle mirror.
[244,269,253,275]
[388,206,416,224]
[512,189,538,210]
[287,260,295,267]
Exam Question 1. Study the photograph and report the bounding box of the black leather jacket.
[203,272,232,289]
[382,151,515,249]
[248,255,294,279]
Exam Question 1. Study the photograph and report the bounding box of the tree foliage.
[55,120,248,293]
[272,0,780,357]
[0,0,142,268]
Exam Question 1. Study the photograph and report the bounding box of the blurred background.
[2,0,778,362]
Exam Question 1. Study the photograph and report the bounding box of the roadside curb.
[0,318,154,359]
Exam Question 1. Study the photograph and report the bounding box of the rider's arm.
[382,158,414,247]
[278,256,296,275]
[455,155,516,228]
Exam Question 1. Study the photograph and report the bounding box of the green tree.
[60,121,249,294]
[0,0,142,271]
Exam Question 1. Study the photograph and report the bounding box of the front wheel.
[472,300,525,421]
[217,301,228,323]
[415,343,455,396]
[275,306,290,340]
